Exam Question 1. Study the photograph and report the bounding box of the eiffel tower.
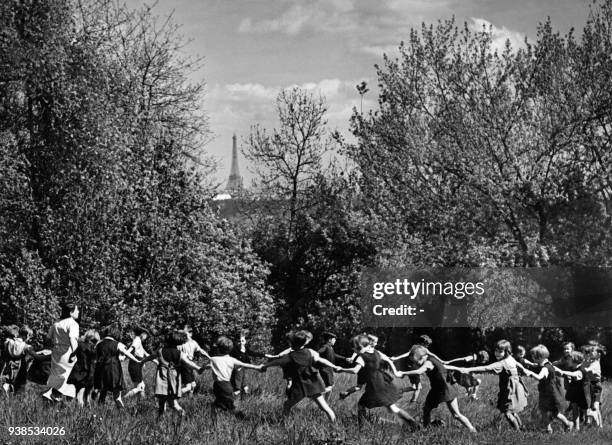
[226,134,243,194]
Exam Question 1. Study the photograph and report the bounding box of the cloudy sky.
[125,0,591,187]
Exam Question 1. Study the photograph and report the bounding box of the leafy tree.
[346,6,612,268]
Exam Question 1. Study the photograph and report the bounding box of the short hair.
[516,345,526,355]
[3,325,18,339]
[102,324,122,341]
[366,334,378,344]
[417,334,432,347]
[322,332,336,341]
[495,340,512,356]
[530,344,550,361]
[586,340,606,356]
[133,326,150,336]
[167,331,188,347]
[82,329,100,344]
[19,325,33,339]
[476,350,489,364]
[60,301,78,319]
[409,345,428,363]
[291,331,310,349]
[571,351,584,366]
[351,335,369,351]
[562,342,575,350]
[216,336,234,354]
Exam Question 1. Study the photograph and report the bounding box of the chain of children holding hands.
[1,301,606,434]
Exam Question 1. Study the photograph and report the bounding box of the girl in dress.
[401,345,476,431]
[94,324,140,408]
[447,340,528,430]
[141,330,205,418]
[262,330,341,421]
[125,327,151,399]
[339,333,380,400]
[342,334,418,429]
[67,329,99,406]
[524,344,573,432]
[45,302,80,401]
[555,350,589,430]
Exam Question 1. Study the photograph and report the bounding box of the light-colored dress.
[46,317,79,397]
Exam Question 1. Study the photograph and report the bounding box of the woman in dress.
[45,301,80,401]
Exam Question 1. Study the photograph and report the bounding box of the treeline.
[237,1,612,371]
[2,0,612,373]
[0,0,274,348]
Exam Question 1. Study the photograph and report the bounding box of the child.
[125,327,151,398]
[447,340,528,430]
[230,331,266,397]
[209,336,262,414]
[341,335,417,429]
[142,331,204,418]
[524,344,573,432]
[555,350,588,430]
[317,332,347,397]
[93,324,141,408]
[27,337,54,386]
[3,326,34,395]
[177,325,209,395]
[262,330,340,421]
[339,333,381,400]
[67,329,99,406]
[391,334,445,402]
[447,350,489,400]
[401,345,476,431]
[582,342,605,427]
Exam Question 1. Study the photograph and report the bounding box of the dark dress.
[565,363,589,410]
[230,346,264,392]
[537,362,564,413]
[496,360,528,413]
[68,341,96,390]
[154,348,182,398]
[27,351,52,385]
[263,348,325,407]
[358,351,400,409]
[318,344,346,387]
[424,356,458,410]
[94,338,125,392]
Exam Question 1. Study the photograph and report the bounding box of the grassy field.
[1,367,612,445]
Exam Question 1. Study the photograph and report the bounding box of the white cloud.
[469,17,526,52]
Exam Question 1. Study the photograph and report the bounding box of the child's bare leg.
[410,383,422,402]
[76,387,85,406]
[504,411,521,430]
[313,395,336,422]
[447,399,476,432]
[572,405,581,430]
[388,404,418,429]
[172,398,184,415]
[113,390,124,408]
[470,380,481,400]
[541,411,553,433]
[125,382,145,398]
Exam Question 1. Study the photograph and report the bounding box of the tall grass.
[1,367,611,444]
